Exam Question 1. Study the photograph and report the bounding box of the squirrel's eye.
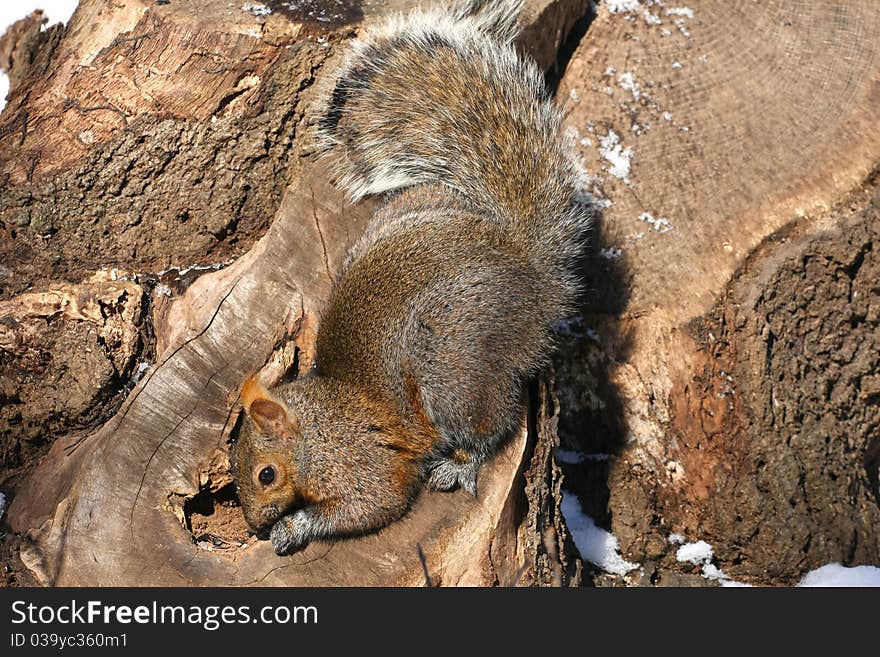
[258,466,276,486]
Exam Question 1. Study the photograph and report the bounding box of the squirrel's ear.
[240,375,298,437]
[241,374,271,412]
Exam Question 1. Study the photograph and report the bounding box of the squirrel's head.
[231,375,312,536]
[232,373,435,541]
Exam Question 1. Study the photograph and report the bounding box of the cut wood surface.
[2,0,588,586]
[556,1,880,583]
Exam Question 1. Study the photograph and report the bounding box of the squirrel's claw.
[461,475,478,498]
[426,458,479,497]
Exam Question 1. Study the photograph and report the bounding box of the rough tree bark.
[555,1,880,585]
[0,0,587,586]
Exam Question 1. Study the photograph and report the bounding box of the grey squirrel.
[231,0,590,555]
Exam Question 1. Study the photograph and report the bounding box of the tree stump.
[3,0,877,588]
[0,0,588,586]
[556,1,880,585]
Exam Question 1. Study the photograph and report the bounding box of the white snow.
[606,2,686,25]
[0,491,6,521]
[606,0,641,14]
[157,262,227,277]
[700,563,727,580]
[672,61,683,69]
[552,315,586,337]
[665,7,694,19]
[798,564,880,587]
[552,316,601,341]
[599,246,623,260]
[555,449,585,464]
[155,283,172,298]
[673,18,690,37]
[599,130,633,181]
[561,492,639,576]
[662,111,673,121]
[0,1,79,113]
[676,540,713,565]
[241,3,272,17]
[639,211,672,233]
[130,361,152,386]
[643,11,661,26]
[674,538,752,586]
[617,71,641,101]
[556,450,611,464]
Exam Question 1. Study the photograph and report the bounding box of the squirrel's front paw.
[426,454,479,496]
[270,511,311,555]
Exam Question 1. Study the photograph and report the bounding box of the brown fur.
[231,0,591,554]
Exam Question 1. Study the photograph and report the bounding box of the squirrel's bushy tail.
[317,0,589,281]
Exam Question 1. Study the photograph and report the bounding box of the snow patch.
[556,450,611,464]
[673,18,690,37]
[555,449,585,464]
[157,262,227,277]
[643,11,661,26]
[676,540,713,565]
[552,316,599,341]
[798,564,880,587]
[241,3,272,17]
[617,71,641,101]
[599,130,633,182]
[561,492,639,576]
[675,538,752,586]
[606,0,641,14]
[599,246,623,260]
[665,7,694,19]
[131,361,151,386]
[639,212,672,233]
